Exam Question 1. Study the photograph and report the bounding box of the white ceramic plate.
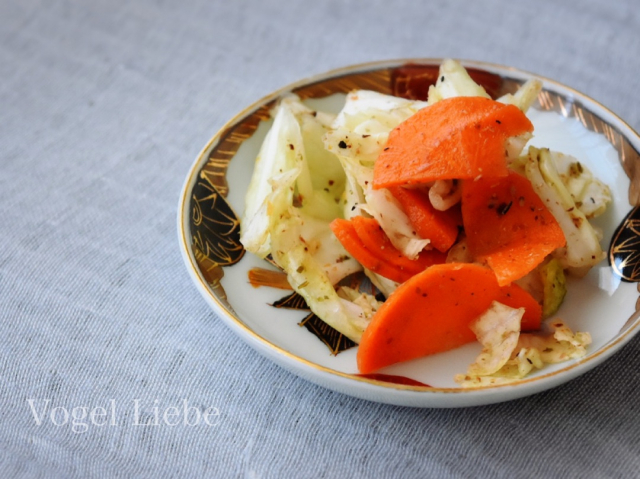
[178,59,640,407]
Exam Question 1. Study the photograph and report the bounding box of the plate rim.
[177,58,640,406]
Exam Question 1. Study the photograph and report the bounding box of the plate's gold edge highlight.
[178,58,640,395]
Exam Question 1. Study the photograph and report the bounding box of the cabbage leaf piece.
[363,269,399,298]
[523,146,605,270]
[467,302,524,377]
[241,100,303,258]
[546,150,612,219]
[240,96,360,284]
[324,91,432,259]
[270,205,372,343]
[333,90,428,136]
[497,79,542,113]
[337,286,383,317]
[282,96,347,222]
[427,59,491,105]
[456,319,591,387]
[294,213,363,285]
[539,259,567,318]
[241,94,347,256]
[244,153,370,343]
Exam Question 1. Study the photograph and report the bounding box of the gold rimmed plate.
[178,59,640,407]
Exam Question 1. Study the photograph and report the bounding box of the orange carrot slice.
[331,217,445,283]
[373,97,533,189]
[330,218,415,283]
[497,283,542,331]
[351,216,446,273]
[357,263,538,373]
[388,186,459,252]
[461,171,566,286]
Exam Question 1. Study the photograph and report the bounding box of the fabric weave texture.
[1,0,640,477]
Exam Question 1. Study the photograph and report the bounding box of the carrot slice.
[373,97,533,189]
[357,263,538,373]
[461,171,566,286]
[388,186,459,252]
[330,218,415,283]
[351,216,446,273]
[497,283,542,331]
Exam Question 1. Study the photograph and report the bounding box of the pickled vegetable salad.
[239,59,611,386]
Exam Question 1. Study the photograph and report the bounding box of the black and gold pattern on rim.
[192,244,233,310]
[271,291,309,310]
[610,206,640,282]
[299,312,356,355]
[190,167,245,306]
[191,175,244,266]
[292,69,392,100]
[271,291,355,354]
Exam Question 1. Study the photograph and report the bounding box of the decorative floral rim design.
[178,59,640,404]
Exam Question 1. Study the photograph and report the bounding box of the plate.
[178,59,640,407]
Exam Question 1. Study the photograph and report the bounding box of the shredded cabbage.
[523,146,605,270]
[333,89,428,134]
[428,179,461,211]
[546,150,612,219]
[241,101,304,257]
[427,59,491,105]
[456,318,591,387]
[497,79,542,113]
[363,269,399,298]
[337,286,383,316]
[539,259,567,318]
[270,209,370,343]
[467,302,524,377]
[323,93,433,259]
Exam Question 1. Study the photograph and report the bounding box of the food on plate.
[455,314,591,387]
[461,170,566,286]
[330,216,446,283]
[387,186,460,252]
[239,59,611,386]
[372,96,534,187]
[355,263,542,374]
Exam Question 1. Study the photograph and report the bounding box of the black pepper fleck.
[496,201,512,216]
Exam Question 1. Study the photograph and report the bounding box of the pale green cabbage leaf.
[522,146,605,270]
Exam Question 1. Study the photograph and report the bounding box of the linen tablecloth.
[2,0,640,477]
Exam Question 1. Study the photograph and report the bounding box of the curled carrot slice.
[330,217,444,283]
[388,186,460,252]
[373,97,533,189]
[461,171,566,286]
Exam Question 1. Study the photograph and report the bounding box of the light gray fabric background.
[2,0,640,477]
